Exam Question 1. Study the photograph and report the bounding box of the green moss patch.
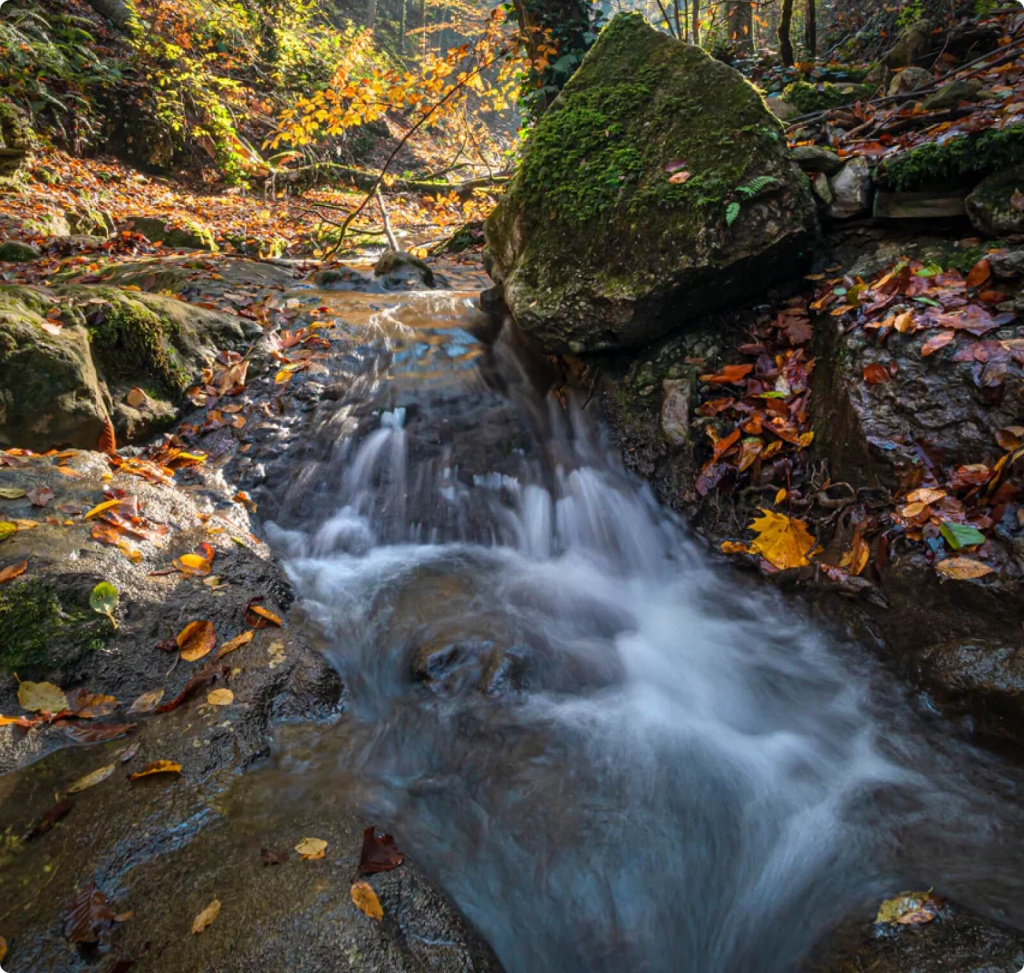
[0,579,110,676]
[882,123,1024,191]
[781,81,876,114]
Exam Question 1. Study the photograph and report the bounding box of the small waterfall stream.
[262,265,1024,973]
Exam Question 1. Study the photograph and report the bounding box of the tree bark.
[366,0,377,30]
[691,0,700,47]
[728,1,753,52]
[85,0,132,31]
[778,0,795,65]
[804,0,817,58]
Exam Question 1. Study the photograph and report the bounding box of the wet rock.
[828,158,873,220]
[0,241,41,262]
[484,13,817,354]
[313,266,370,290]
[374,249,437,289]
[121,215,218,252]
[888,66,934,96]
[766,96,802,122]
[792,145,844,177]
[913,638,1024,744]
[990,249,1024,279]
[807,898,1024,973]
[812,172,834,206]
[966,166,1024,238]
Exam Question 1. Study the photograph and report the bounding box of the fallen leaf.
[156,666,229,713]
[907,487,946,505]
[935,557,993,580]
[192,899,221,934]
[26,485,55,507]
[127,689,165,714]
[66,690,118,719]
[177,620,216,662]
[57,721,136,744]
[129,760,182,781]
[174,553,212,576]
[996,426,1024,451]
[350,882,383,921]
[260,848,289,866]
[84,499,121,520]
[295,837,328,860]
[63,881,116,943]
[0,522,15,543]
[126,387,148,408]
[19,680,68,714]
[921,330,955,356]
[97,416,117,457]
[875,890,944,926]
[89,581,120,628]
[0,559,28,584]
[215,630,254,659]
[966,258,991,288]
[0,487,26,499]
[748,509,817,571]
[359,826,405,874]
[26,796,73,839]
[862,363,890,384]
[699,364,754,385]
[245,600,283,628]
[68,763,117,794]
[206,688,234,706]
[668,170,691,184]
[940,523,986,550]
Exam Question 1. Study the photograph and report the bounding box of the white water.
[266,275,1024,972]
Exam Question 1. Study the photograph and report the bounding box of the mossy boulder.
[966,166,1024,238]
[484,13,818,354]
[0,241,41,263]
[122,215,218,252]
[781,81,877,115]
[0,284,257,450]
[0,100,31,178]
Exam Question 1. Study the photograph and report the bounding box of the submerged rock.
[484,13,817,354]
[374,249,437,288]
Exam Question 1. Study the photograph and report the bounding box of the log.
[873,191,967,220]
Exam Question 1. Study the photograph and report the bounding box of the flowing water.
[261,264,1024,972]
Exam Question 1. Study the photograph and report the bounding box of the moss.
[781,81,877,114]
[0,242,41,262]
[882,123,1024,191]
[0,580,109,676]
[83,290,190,396]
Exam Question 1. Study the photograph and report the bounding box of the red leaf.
[156,666,229,714]
[26,797,72,840]
[63,881,116,943]
[862,363,890,384]
[966,258,991,288]
[359,826,405,874]
[97,416,117,457]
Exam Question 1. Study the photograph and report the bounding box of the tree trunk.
[691,0,699,46]
[804,0,817,58]
[672,0,682,38]
[85,0,132,31]
[367,0,377,30]
[728,1,753,52]
[778,0,795,65]
[399,0,407,54]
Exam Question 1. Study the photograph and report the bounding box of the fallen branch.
[281,163,512,198]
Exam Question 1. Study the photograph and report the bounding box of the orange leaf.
[921,330,955,356]
[966,258,991,289]
[177,620,216,662]
[699,364,754,386]
[935,558,994,580]
[748,509,817,570]
[0,559,27,584]
[84,498,121,520]
[245,603,283,628]
[98,416,117,457]
[174,553,212,576]
[350,882,383,921]
[862,363,890,384]
[215,630,255,660]
[129,760,182,781]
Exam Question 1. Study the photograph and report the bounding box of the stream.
[256,263,1024,973]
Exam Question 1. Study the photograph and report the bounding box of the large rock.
[0,284,258,450]
[966,166,1024,238]
[122,215,218,252]
[0,100,31,177]
[484,13,818,354]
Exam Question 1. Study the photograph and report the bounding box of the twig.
[375,187,399,251]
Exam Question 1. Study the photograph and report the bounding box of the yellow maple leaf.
[748,509,817,570]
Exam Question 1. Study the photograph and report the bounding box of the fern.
[725,202,741,226]
[736,175,779,199]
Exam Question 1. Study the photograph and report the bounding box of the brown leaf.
[26,485,54,507]
[65,689,118,719]
[127,689,164,714]
[215,629,254,660]
[921,330,956,356]
[177,620,216,662]
[192,899,221,934]
[245,599,283,629]
[129,760,182,781]
[26,797,72,839]
[57,721,136,744]
[359,826,405,874]
[260,848,289,866]
[206,688,233,706]
[350,882,383,921]
[63,881,116,943]
[935,558,994,580]
[0,559,27,584]
[966,258,991,288]
[699,364,754,386]
[156,666,229,714]
[862,363,890,384]
[126,387,148,408]
[98,416,117,457]
[68,763,117,794]
[996,426,1024,451]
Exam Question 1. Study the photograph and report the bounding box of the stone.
[780,81,877,115]
[827,157,873,220]
[65,206,115,238]
[0,241,41,262]
[865,19,936,83]
[791,144,844,176]
[887,65,934,96]
[873,190,966,219]
[811,172,833,205]
[659,377,694,450]
[485,13,817,354]
[0,100,31,178]
[990,250,1024,278]
[122,215,218,251]
[966,166,1024,238]
[373,249,436,288]
[765,96,801,122]
[922,78,984,111]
